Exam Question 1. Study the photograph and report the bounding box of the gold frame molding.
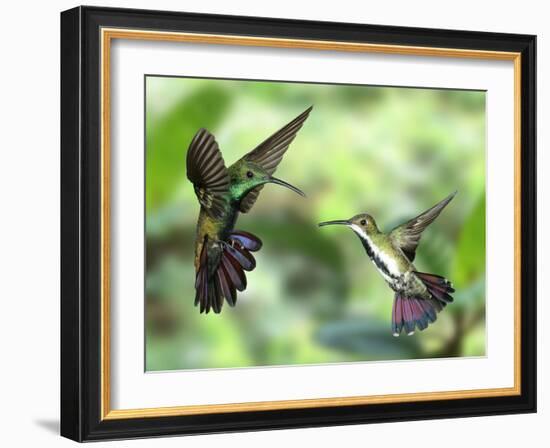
[100,27,522,421]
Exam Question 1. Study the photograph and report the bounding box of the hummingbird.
[186,106,312,314]
[319,191,457,336]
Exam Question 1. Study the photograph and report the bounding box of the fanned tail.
[194,231,262,314]
[392,271,454,336]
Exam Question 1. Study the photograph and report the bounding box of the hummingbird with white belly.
[319,192,457,336]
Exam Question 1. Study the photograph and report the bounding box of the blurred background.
[145,76,486,371]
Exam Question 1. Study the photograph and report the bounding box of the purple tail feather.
[194,231,262,314]
[392,271,454,336]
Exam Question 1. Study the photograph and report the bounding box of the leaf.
[452,194,486,286]
[315,318,421,359]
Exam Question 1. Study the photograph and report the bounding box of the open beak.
[269,176,306,197]
[318,219,351,227]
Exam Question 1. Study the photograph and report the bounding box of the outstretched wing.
[186,128,230,219]
[389,191,457,262]
[236,106,313,213]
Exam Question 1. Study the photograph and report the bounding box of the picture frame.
[60,5,536,442]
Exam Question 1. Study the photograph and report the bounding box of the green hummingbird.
[186,106,312,314]
[319,191,457,336]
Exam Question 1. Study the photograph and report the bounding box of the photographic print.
[61,8,536,440]
[145,76,486,371]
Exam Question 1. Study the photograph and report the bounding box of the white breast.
[350,224,402,283]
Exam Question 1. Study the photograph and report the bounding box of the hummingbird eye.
[246,171,254,178]
[360,219,367,226]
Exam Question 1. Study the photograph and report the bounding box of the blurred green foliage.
[145,76,486,371]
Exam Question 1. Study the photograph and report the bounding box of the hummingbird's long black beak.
[269,176,306,197]
[318,219,351,227]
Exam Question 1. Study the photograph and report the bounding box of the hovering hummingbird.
[186,107,312,314]
[319,192,457,336]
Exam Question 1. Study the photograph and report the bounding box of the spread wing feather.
[186,128,230,219]
[236,106,312,213]
[389,191,457,261]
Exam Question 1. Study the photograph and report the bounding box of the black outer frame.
[60,5,537,442]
